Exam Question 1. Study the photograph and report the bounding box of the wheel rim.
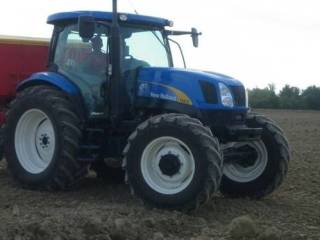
[141,136,195,195]
[222,141,268,183]
[15,109,56,174]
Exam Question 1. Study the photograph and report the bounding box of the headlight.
[219,83,234,107]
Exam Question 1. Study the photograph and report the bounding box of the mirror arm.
[165,30,202,36]
[166,30,192,36]
[168,38,186,69]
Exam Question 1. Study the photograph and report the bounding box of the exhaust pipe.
[110,0,122,121]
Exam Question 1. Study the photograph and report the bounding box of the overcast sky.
[0,0,319,90]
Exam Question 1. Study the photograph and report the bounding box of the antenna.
[127,0,139,14]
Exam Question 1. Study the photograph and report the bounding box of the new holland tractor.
[3,0,290,210]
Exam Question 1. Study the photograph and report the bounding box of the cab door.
[53,23,110,117]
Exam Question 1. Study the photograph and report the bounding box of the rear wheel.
[220,114,290,198]
[124,114,223,211]
[4,86,88,190]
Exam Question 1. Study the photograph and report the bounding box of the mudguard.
[17,72,80,95]
[17,72,87,119]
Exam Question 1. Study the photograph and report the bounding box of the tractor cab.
[47,11,174,117]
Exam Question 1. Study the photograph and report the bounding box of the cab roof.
[47,11,171,28]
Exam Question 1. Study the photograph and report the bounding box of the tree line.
[248,84,320,110]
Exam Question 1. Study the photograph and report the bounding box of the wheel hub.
[39,134,50,148]
[232,145,259,167]
[159,154,181,177]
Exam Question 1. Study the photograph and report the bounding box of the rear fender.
[17,72,87,120]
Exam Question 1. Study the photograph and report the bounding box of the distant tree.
[267,83,276,93]
[248,84,279,109]
[248,84,319,110]
[301,86,320,110]
[279,85,300,98]
[279,85,302,109]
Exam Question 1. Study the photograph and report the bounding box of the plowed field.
[0,109,319,240]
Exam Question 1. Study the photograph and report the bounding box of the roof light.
[119,14,128,21]
[168,20,174,27]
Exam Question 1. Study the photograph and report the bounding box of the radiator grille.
[230,86,246,107]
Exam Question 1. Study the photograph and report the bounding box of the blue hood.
[137,67,245,110]
[138,67,242,86]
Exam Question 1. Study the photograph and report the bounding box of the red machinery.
[0,35,49,125]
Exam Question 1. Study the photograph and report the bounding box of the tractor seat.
[61,44,91,70]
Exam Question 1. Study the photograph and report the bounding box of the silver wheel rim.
[15,109,56,174]
[222,141,268,183]
[141,136,195,195]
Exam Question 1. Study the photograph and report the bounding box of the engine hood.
[136,67,245,109]
[202,70,243,86]
[138,67,243,86]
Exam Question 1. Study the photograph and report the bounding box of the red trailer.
[0,35,49,158]
[0,35,49,123]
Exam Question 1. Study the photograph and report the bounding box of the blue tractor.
[4,1,290,210]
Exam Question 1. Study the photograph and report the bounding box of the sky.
[0,0,319,90]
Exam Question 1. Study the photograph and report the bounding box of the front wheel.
[123,114,223,211]
[220,114,290,198]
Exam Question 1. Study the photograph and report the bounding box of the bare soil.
[0,109,319,240]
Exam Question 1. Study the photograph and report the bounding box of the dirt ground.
[0,109,319,240]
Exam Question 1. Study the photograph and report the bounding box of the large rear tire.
[220,114,290,198]
[123,114,223,211]
[4,86,88,190]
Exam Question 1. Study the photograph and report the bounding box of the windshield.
[121,27,171,68]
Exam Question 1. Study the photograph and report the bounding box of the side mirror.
[191,28,201,48]
[78,16,95,40]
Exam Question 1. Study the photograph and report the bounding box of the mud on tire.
[220,113,290,198]
[4,86,88,190]
[123,113,223,211]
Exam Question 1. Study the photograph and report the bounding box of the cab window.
[54,23,109,114]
